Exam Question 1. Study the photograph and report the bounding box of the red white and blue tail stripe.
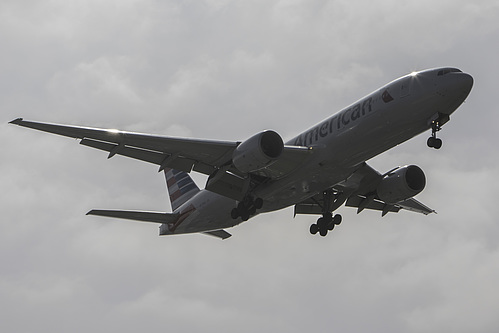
[164,168,200,211]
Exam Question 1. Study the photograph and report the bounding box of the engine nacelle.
[377,165,426,203]
[232,130,284,173]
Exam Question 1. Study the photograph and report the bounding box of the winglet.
[9,118,23,125]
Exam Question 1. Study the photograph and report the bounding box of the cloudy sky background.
[2,0,499,332]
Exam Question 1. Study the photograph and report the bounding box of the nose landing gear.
[427,120,443,149]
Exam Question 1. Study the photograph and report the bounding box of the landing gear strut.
[427,120,443,149]
[309,190,343,237]
[231,197,263,221]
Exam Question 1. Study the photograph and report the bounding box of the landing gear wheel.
[427,137,443,149]
[319,228,328,237]
[310,224,319,235]
[333,214,342,225]
[434,138,442,149]
[254,198,263,209]
[231,208,239,219]
[232,196,264,221]
[317,217,325,229]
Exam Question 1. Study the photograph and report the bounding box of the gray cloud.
[2,0,499,332]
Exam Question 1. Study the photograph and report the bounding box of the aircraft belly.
[163,192,240,235]
[255,164,355,213]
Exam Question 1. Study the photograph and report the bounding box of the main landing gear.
[309,190,344,237]
[309,212,342,237]
[231,197,263,221]
[427,120,443,149]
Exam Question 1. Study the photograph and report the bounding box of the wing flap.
[345,196,400,214]
[397,198,436,215]
[80,138,196,173]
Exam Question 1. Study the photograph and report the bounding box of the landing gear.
[231,196,263,221]
[427,120,443,149]
[309,212,342,237]
[309,190,344,237]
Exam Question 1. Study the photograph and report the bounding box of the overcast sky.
[2,1,499,332]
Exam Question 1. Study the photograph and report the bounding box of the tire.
[231,208,239,219]
[434,138,442,149]
[254,198,263,209]
[317,217,325,229]
[310,224,319,235]
[427,137,435,148]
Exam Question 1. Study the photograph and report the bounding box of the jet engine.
[232,130,284,173]
[376,165,426,203]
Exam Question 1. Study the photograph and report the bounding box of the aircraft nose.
[457,73,474,102]
[455,72,474,95]
[438,71,474,99]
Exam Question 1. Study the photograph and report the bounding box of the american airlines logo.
[293,97,374,146]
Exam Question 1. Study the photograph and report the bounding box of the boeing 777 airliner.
[10,67,473,239]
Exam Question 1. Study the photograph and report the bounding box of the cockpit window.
[437,68,462,76]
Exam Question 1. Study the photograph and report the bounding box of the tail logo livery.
[164,168,200,211]
[9,67,473,239]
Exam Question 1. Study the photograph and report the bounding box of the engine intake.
[377,165,426,203]
[232,130,284,173]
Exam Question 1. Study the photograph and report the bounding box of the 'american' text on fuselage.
[293,97,374,146]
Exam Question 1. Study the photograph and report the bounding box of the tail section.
[164,168,200,211]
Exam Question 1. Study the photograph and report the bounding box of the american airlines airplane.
[10,67,473,239]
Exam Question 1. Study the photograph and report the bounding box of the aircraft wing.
[10,118,237,174]
[9,118,310,178]
[294,162,435,217]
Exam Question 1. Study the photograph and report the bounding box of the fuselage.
[165,67,473,235]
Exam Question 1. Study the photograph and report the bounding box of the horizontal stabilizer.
[87,209,179,224]
[203,229,232,240]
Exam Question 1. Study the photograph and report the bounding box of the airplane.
[9,67,473,239]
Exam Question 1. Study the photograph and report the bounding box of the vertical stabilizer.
[164,168,200,211]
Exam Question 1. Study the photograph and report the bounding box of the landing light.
[410,71,418,77]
